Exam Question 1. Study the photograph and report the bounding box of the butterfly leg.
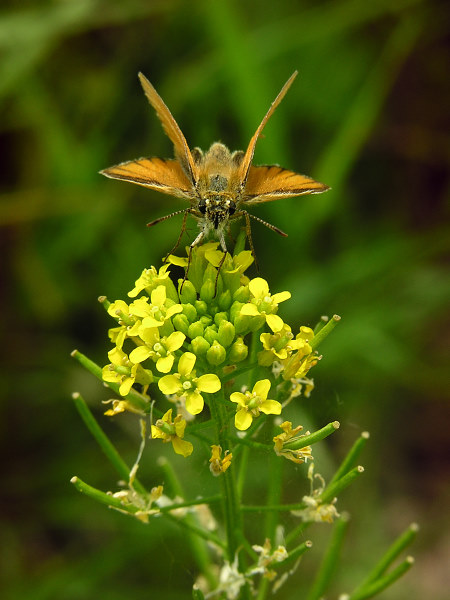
[180,229,205,293]
[162,209,190,263]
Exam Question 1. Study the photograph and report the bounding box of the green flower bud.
[200,314,213,326]
[249,315,266,332]
[178,280,197,304]
[164,279,179,304]
[229,337,248,363]
[214,311,228,326]
[200,278,216,303]
[204,325,219,345]
[195,300,208,315]
[233,285,250,303]
[182,303,197,322]
[206,341,226,366]
[188,320,205,339]
[172,313,190,335]
[234,313,251,335]
[257,349,274,367]
[229,301,244,323]
[218,288,232,311]
[217,320,235,347]
[191,336,210,356]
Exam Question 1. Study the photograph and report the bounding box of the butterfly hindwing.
[243,165,329,204]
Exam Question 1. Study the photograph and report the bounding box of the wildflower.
[258,323,301,366]
[110,485,163,523]
[102,347,152,396]
[129,328,185,373]
[128,285,182,328]
[251,538,288,580]
[158,352,221,415]
[209,445,233,476]
[281,327,318,380]
[273,421,313,464]
[103,398,145,416]
[218,555,248,600]
[240,277,290,332]
[151,409,193,457]
[128,264,177,301]
[230,379,282,431]
[293,495,340,523]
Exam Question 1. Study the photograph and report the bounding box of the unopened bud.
[188,320,205,339]
[206,341,226,366]
[233,285,250,303]
[229,337,248,363]
[204,325,219,345]
[217,320,235,347]
[172,314,190,335]
[218,289,232,310]
[179,280,197,304]
[191,336,210,356]
[195,300,208,315]
[200,279,216,303]
[181,303,197,322]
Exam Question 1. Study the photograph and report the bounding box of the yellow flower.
[158,352,221,415]
[106,299,139,350]
[240,278,290,332]
[293,495,340,523]
[129,328,185,373]
[151,409,193,457]
[281,327,319,380]
[273,421,313,464]
[102,347,138,396]
[128,285,182,328]
[209,445,233,476]
[230,379,282,431]
[127,264,172,298]
[258,323,303,366]
[102,348,153,396]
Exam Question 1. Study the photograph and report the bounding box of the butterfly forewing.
[243,165,329,204]
[101,157,195,199]
[237,71,298,188]
[137,72,198,184]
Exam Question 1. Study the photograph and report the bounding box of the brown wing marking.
[138,72,197,183]
[100,157,195,199]
[243,165,329,204]
[237,71,298,188]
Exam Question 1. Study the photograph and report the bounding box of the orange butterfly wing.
[243,165,329,204]
[237,71,298,187]
[138,73,198,183]
[100,157,195,199]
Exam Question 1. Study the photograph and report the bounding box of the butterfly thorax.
[194,142,244,232]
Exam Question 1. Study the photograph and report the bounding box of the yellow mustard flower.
[230,379,282,431]
[158,352,221,415]
[258,323,304,366]
[106,299,139,350]
[151,409,193,457]
[127,264,172,298]
[102,347,139,396]
[209,445,233,476]
[129,328,185,373]
[281,326,319,380]
[240,278,290,332]
[128,285,182,328]
[273,421,313,464]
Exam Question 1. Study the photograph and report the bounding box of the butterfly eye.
[198,198,207,214]
[228,200,236,216]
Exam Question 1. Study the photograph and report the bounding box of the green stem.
[321,465,365,503]
[71,476,142,514]
[329,431,370,487]
[284,421,340,450]
[71,350,151,414]
[306,515,349,600]
[72,392,147,496]
[347,557,415,600]
[309,314,341,350]
[356,523,418,589]
[158,457,219,588]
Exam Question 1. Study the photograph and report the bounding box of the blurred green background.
[1,0,449,598]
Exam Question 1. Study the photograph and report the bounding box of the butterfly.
[100,71,329,271]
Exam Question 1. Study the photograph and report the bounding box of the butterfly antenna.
[247,212,288,237]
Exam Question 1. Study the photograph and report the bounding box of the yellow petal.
[253,379,271,400]
[166,304,183,319]
[119,377,133,397]
[196,374,221,393]
[185,391,204,415]
[260,400,282,416]
[167,254,188,267]
[156,355,174,373]
[158,375,180,395]
[266,314,284,333]
[166,331,186,351]
[249,277,269,298]
[235,408,252,431]
[230,392,247,407]
[151,424,165,439]
[178,352,196,376]
[205,249,225,267]
[172,437,193,457]
[108,346,126,365]
[129,346,152,364]
[151,285,166,307]
[240,304,260,316]
[272,291,291,304]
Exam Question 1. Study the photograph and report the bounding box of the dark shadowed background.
[1,0,449,598]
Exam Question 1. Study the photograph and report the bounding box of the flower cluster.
[101,242,320,457]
